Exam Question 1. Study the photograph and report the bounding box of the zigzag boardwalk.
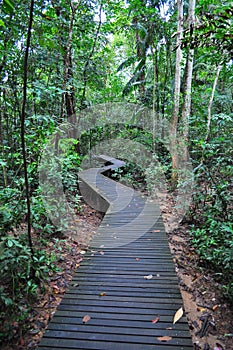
[38,155,193,350]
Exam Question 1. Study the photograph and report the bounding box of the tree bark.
[80,3,103,110]
[170,0,183,185]
[205,64,222,142]
[21,0,35,256]
[181,0,196,162]
[60,1,79,121]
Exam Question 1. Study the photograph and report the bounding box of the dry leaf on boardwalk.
[157,336,172,342]
[82,315,91,323]
[144,274,153,280]
[173,307,183,324]
[152,317,160,324]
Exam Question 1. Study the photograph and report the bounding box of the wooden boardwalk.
[38,155,193,350]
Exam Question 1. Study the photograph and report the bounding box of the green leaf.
[2,0,15,14]
[0,19,5,26]
[7,239,13,248]
[117,55,137,72]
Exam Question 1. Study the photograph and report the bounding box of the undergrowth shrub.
[190,221,233,302]
[0,235,58,342]
[189,113,233,303]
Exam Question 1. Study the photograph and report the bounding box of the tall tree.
[80,2,103,110]
[62,1,79,120]
[181,0,196,161]
[205,64,222,142]
[170,0,183,184]
[20,0,35,256]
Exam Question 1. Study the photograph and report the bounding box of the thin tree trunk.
[170,0,183,184]
[181,0,196,161]
[151,44,157,153]
[0,107,8,187]
[21,0,35,257]
[60,1,79,121]
[181,50,194,139]
[135,26,146,98]
[80,3,103,110]
[205,64,222,142]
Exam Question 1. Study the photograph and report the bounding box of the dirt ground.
[160,191,233,350]
[1,197,233,350]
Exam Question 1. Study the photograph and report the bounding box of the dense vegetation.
[0,0,232,344]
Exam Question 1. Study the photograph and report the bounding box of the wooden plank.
[40,330,192,346]
[53,310,186,323]
[49,316,189,330]
[38,338,193,350]
[47,323,191,338]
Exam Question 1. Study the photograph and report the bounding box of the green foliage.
[189,112,233,302]
[0,235,57,295]
[182,0,233,60]
[0,234,58,342]
[191,221,233,302]
[2,0,14,14]
[111,161,145,190]
[0,187,26,234]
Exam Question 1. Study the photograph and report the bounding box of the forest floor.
[1,195,233,350]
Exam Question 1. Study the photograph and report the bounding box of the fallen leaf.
[212,304,218,311]
[100,251,104,255]
[80,250,86,255]
[135,257,140,261]
[144,274,153,280]
[197,306,207,313]
[99,292,107,297]
[173,307,183,324]
[52,285,60,294]
[152,317,160,324]
[82,315,91,323]
[72,283,79,287]
[152,230,161,232]
[157,336,172,342]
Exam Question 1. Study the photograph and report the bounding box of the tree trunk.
[170,0,183,185]
[21,0,35,257]
[181,0,196,162]
[135,27,146,98]
[60,1,78,121]
[80,3,103,110]
[205,64,222,142]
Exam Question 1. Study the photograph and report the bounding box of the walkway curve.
[38,155,193,350]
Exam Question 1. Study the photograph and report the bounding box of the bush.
[0,235,58,342]
[191,220,233,302]
[189,113,233,303]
